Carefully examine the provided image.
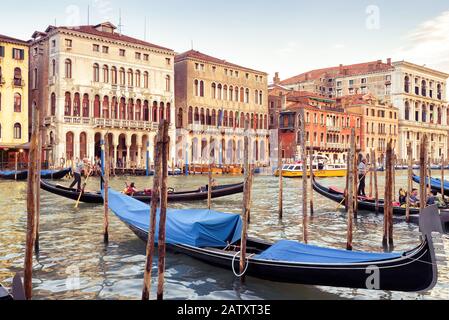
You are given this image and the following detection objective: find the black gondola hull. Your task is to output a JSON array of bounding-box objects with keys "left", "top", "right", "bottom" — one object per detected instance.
[
  {"left": 127, "top": 223, "right": 436, "bottom": 292},
  {"left": 0, "top": 168, "right": 71, "bottom": 181},
  {"left": 40, "top": 180, "right": 244, "bottom": 204}
]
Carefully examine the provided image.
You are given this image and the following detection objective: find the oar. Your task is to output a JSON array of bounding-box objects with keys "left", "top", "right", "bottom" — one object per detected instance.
[
  {"left": 336, "top": 170, "right": 369, "bottom": 210},
  {"left": 74, "top": 167, "right": 94, "bottom": 209}
]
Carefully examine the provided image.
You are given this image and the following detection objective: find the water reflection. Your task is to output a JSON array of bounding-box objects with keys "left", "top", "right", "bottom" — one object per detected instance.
[{"left": 0, "top": 172, "right": 448, "bottom": 300}]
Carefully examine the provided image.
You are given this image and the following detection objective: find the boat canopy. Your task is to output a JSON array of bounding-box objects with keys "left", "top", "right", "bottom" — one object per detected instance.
[
  {"left": 106, "top": 189, "right": 243, "bottom": 248},
  {"left": 256, "top": 240, "right": 402, "bottom": 264}
]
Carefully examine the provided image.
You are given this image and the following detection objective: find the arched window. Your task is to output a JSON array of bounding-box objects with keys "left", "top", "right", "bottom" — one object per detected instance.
[
  {"left": 229, "top": 111, "right": 234, "bottom": 128},
  {"left": 13, "top": 68, "right": 22, "bottom": 86},
  {"left": 217, "top": 84, "right": 222, "bottom": 100},
  {"left": 143, "top": 101, "right": 149, "bottom": 121},
  {"left": 144, "top": 72, "right": 149, "bottom": 88},
  {"left": 255, "top": 90, "right": 259, "bottom": 104},
  {"left": 103, "top": 65, "right": 109, "bottom": 83},
  {"left": 73, "top": 93, "right": 80, "bottom": 117},
  {"left": 194, "top": 107, "right": 199, "bottom": 123},
  {"left": 120, "top": 98, "right": 126, "bottom": 119},
  {"left": 94, "top": 95, "right": 101, "bottom": 118},
  {"left": 93, "top": 63, "right": 100, "bottom": 82},
  {"left": 153, "top": 102, "right": 158, "bottom": 123},
  {"left": 51, "top": 93, "right": 56, "bottom": 116},
  {"left": 421, "top": 80, "right": 427, "bottom": 97},
  {"left": 245, "top": 89, "right": 250, "bottom": 103},
  {"left": 135, "top": 70, "right": 141, "bottom": 87},
  {"left": 52, "top": 59, "right": 56, "bottom": 76},
  {"left": 159, "top": 102, "right": 165, "bottom": 121},
  {"left": 82, "top": 94, "right": 89, "bottom": 118},
  {"left": 229, "top": 86, "right": 234, "bottom": 101},
  {"left": 165, "top": 75, "right": 171, "bottom": 91},
  {"left": 200, "top": 81, "right": 204, "bottom": 97},
  {"left": 80, "top": 132, "right": 87, "bottom": 159},
  {"left": 103, "top": 96, "right": 110, "bottom": 119},
  {"left": 128, "top": 99, "right": 134, "bottom": 120},
  {"left": 259, "top": 91, "right": 263, "bottom": 105},
  {"left": 119, "top": 68, "right": 126, "bottom": 86},
  {"left": 65, "top": 59, "right": 72, "bottom": 79},
  {"left": 264, "top": 115, "right": 268, "bottom": 129},
  {"left": 200, "top": 108, "right": 205, "bottom": 125},
  {"left": 212, "top": 109, "right": 217, "bottom": 126},
  {"left": 240, "top": 113, "right": 245, "bottom": 128},
  {"left": 13, "top": 123, "right": 21, "bottom": 139},
  {"left": 404, "top": 76, "right": 410, "bottom": 93},
  {"left": 235, "top": 87, "right": 240, "bottom": 102},
  {"left": 128, "top": 69, "right": 133, "bottom": 86},
  {"left": 223, "top": 111, "right": 228, "bottom": 127},
  {"left": 66, "top": 132, "right": 74, "bottom": 160},
  {"left": 0, "top": 124, "right": 2, "bottom": 139},
  {"left": 33, "top": 68, "right": 38, "bottom": 89},
  {"left": 206, "top": 109, "right": 211, "bottom": 126},
  {"left": 135, "top": 100, "right": 142, "bottom": 121},
  {"left": 211, "top": 83, "right": 217, "bottom": 99},
  {"left": 111, "top": 67, "right": 117, "bottom": 85},
  {"left": 188, "top": 107, "right": 193, "bottom": 125},
  {"left": 166, "top": 103, "right": 171, "bottom": 124},
  {"left": 177, "top": 108, "right": 183, "bottom": 128},
  {"left": 422, "top": 104, "right": 427, "bottom": 122},
  {"left": 240, "top": 87, "right": 245, "bottom": 102},
  {"left": 437, "top": 84, "right": 442, "bottom": 100},
  {"left": 223, "top": 85, "right": 228, "bottom": 101},
  {"left": 194, "top": 80, "right": 199, "bottom": 96},
  {"left": 14, "top": 93, "right": 21, "bottom": 112},
  {"left": 64, "top": 92, "right": 71, "bottom": 116}
]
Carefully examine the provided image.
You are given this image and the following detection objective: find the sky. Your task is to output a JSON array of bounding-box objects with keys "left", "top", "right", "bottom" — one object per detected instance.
[{"left": 3, "top": 0, "right": 449, "bottom": 81}]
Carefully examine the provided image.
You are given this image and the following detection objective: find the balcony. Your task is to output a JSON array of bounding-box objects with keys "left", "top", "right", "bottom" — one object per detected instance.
[
  {"left": 44, "top": 116, "right": 56, "bottom": 126},
  {"left": 12, "top": 79, "right": 25, "bottom": 88},
  {"left": 327, "top": 126, "right": 341, "bottom": 132}
]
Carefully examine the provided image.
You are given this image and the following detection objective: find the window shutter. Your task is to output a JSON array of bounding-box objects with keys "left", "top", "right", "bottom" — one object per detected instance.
[
  {"left": 0, "top": 46, "right": 4, "bottom": 57},
  {"left": 20, "top": 49, "right": 24, "bottom": 60}
]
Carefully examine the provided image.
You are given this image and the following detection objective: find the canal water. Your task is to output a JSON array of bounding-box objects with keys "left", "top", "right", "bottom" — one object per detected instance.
[{"left": 0, "top": 172, "right": 448, "bottom": 300}]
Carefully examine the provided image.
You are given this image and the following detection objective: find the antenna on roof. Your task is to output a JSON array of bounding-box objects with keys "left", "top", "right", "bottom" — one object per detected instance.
[
  {"left": 54, "top": 18, "right": 57, "bottom": 26},
  {"left": 118, "top": 9, "right": 124, "bottom": 35},
  {"left": 191, "top": 40, "right": 194, "bottom": 50},
  {"left": 144, "top": 17, "right": 147, "bottom": 41},
  {"left": 87, "top": 5, "right": 90, "bottom": 25}
]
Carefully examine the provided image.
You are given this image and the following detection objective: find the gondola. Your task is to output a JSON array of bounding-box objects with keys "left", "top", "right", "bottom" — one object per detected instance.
[
  {"left": 40, "top": 179, "right": 244, "bottom": 204},
  {"left": 0, "top": 283, "right": 13, "bottom": 300},
  {"left": 412, "top": 174, "right": 449, "bottom": 197},
  {"left": 0, "top": 168, "right": 71, "bottom": 181},
  {"left": 105, "top": 188, "right": 442, "bottom": 292}
]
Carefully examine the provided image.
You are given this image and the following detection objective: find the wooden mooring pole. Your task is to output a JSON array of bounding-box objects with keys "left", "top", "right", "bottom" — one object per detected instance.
[
  {"left": 372, "top": 150, "right": 379, "bottom": 214},
  {"left": 383, "top": 141, "right": 393, "bottom": 248},
  {"left": 369, "top": 154, "right": 373, "bottom": 198},
  {"left": 208, "top": 162, "right": 212, "bottom": 210},
  {"left": 441, "top": 156, "right": 445, "bottom": 203},
  {"left": 35, "top": 118, "right": 42, "bottom": 253},
  {"left": 157, "top": 121, "right": 170, "bottom": 301},
  {"left": 103, "top": 136, "right": 110, "bottom": 244},
  {"left": 24, "top": 106, "right": 40, "bottom": 300},
  {"left": 309, "top": 141, "right": 314, "bottom": 216},
  {"left": 240, "top": 121, "right": 252, "bottom": 282},
  {"left": 300, "top": 109, "right": 308, "bottom": 244},
  {"left": 420, "top": 136, "right": 428, "bottom": 211},
  {"left": 278, "top": 140, "right": 283, "bottom": 220},
  {"left": 142, "top": 122, "right": 164, "bottom": 301},
  {"left": 346, "top": 129, "right": 355, "bottom": 251},
  {"left": 353, "top": 151, "right": 358, "bottom": 218},
  {"left": 406, "top": 144, "right": 412, "bottom": 223}
]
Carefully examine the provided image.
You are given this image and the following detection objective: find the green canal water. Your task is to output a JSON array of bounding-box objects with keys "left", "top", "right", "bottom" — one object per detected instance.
[{"left": 0, "top": 172, "right": 448, "bottom": 300}]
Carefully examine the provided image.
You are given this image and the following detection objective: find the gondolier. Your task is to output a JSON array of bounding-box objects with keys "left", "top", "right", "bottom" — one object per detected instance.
[
  {"left": 69, "top": 158, "right": 85, "bottom": 191},
  {"left": 358, "top": 158, "right": 367, "bottom": 197}
]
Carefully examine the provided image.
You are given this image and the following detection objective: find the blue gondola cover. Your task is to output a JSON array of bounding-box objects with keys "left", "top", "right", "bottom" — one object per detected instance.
[
  {"left": 105, "top": 188, "right": 242, "bottom": 248},
  {"left": 256, "top": 240, "right": 402, "bottom": 264}
]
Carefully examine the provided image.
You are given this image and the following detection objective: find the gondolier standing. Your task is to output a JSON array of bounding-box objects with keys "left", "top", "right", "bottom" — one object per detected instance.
[
  {"left": 70, "top": 158, "right": 85, "bottom": 191},
  {"left": 358, "top": 158, "right": 367, "bottom": 197}
]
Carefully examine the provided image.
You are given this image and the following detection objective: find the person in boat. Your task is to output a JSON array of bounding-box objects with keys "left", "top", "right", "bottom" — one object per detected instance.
[
  {"left": 410, "top": 189, "right": 420, "bottom": 207},
  {"left": 69, "top": 158, "right": 84, "bottom": 191},
  {"left": 357, "top": 158, "right": 367, "bottom": 197},
  {"left": 399, "top": 189, "right": 407, "bottom": 206},
  {"left": 124, "top": 182, "right": 138, "bottom": 196}
]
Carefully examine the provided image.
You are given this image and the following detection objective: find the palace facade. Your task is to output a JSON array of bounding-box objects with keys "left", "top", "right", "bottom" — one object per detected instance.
[
  {"left": 0, "top": 34, "right": 29, "bottom": 168},
  {"left": 174, "top": 50, "right": 269, "bottom": 166},
  {"left": 29, "top": 22, "right": 176, "bottom": 168}
]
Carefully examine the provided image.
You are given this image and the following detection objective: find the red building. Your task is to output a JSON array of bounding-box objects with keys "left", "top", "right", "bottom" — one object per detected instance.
[{"left": 269, "top": 87, "right": 362, "bottom": 162}]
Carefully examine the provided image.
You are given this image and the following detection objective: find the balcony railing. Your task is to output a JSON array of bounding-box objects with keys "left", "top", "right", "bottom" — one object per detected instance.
[{"left": 13, "top": 79, "right": 25, "bottom": 88}]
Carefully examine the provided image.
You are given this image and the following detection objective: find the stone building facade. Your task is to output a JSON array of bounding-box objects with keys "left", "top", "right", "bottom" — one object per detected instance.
[
  {"left": 0, "top": 34, "right": 29, "bottom": 168},
  {"left": 174, "top": 50, "right": 269, "bottom": 166},
  {"left": 29, "top": 22, "right": 176, "bottom": 168}
]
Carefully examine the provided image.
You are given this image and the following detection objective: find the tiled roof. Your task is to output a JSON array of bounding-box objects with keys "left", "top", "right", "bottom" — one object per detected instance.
[
  {"left": 175, "top": 50, "right": 267, "bottom": 75},
  {"left": 0, "top": 34, "right": 29, "bottom": 46},
  {"left": 269, "top": 87, "right": 332, "bottom": 100},
  {"left": 280, "top": 60, "right": 394, "bottom": 85},
  {"left": 39, "top": 23, "right": 173, "bottom": 52}
]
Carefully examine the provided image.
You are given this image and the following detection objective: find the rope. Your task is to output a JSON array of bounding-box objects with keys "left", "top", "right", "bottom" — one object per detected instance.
[{"left": 231, "top": 251, "right": 250, "bottom": 278}]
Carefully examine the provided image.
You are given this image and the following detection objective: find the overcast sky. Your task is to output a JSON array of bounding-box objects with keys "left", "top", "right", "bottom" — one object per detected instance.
[{"left": 3, "top": 0, "right": 449, "bottom": 81}]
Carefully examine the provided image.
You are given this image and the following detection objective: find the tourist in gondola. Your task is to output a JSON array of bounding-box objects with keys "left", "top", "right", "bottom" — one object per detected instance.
[
  {"left": 399, "top": 188, "right": 407, "bottom": 206},
  {"left": 124, "top": 182, "right": 138, "bottom": 196},
  {"left": 69, "top": 158, "right": 84, "bottom": 191},
  {"left": 357, "top": 158, "right": 367, "bottom": 197},
  {"left": 410, "top": 189, "right": 420, "bottom": 207}
]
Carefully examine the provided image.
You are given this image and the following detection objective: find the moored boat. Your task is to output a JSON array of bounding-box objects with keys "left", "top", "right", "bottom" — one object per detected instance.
[
  {"left": 0, "top": 168, "right": 71, "bottom": 181},
  {"left": 105, "top": 188, "right": 443, "bottom": 292},
  {"left": 40, "top": 179, "right": 244, "bottom": 204},
  {"left": 412, "top": 174, "right": 449, "bottom": 197}
]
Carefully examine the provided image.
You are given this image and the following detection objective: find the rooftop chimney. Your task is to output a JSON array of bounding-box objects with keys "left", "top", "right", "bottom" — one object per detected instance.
[
  {"left": 387, "top": 58, "right": 392, "bottom": 65},
  {"left": 273, "top": 72, "right": 280, "bottom": 85}
]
